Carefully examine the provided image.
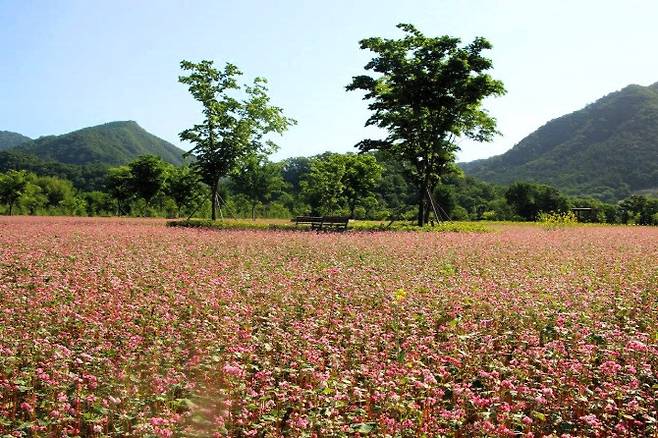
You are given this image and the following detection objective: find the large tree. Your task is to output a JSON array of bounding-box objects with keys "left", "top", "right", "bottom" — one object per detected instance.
[
  {"left": 178, "top": 60, "right": 295, "bottom": 220},
  {"left": 347, "top": 23, "right": 505, "bottom": 226}
]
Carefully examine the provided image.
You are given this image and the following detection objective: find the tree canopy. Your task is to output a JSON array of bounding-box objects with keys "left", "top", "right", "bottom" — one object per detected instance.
[
  {"left": 299, "top": 153, "right": 383, "bottom": 217},
  {"left": 347, "top": 23, "right": 505, "bottom": 225}
]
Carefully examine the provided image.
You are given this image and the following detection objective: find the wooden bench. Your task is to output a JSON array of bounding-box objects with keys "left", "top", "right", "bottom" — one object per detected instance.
[{"left": 292, "top": 215, "right": 349, "bottom": 232}]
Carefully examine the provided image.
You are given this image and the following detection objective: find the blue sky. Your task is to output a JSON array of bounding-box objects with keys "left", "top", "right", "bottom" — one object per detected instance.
[{"left": 2, "top": 0, "right": 658, "bottom": 162}]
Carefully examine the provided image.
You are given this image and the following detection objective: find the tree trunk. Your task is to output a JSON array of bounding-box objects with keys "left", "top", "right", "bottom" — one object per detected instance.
[
  {"left": 208, "top": 116, "right": 217, "bottom": 221},
  {"left": 211, "top": 182, "right": 218, "bottom": 221},
  {"left": 417, "top": 186, "right": 425, "bottom": 227}
]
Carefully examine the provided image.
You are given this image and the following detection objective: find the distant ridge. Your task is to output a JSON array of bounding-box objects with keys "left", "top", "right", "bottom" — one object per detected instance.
[
  {"left": 8, "top": 121, "right": 185, "bottom": 166},
  {"left": 0, "top": 131, "right": 31, "bottom": 151},
  {"left": 461, "top": 83, "right": 658, "bottom": 201}
]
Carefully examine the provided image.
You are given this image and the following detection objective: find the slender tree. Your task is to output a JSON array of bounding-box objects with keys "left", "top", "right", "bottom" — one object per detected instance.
[
  {"left": 179, "top": 60, "right": 295, "bottom": 220},
  {"left": 347, "top": 23, "right": 505, "bottom": 226}
]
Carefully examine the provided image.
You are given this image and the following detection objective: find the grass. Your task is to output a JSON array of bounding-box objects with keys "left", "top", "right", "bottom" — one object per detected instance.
[{"left": 167, "top": 218, "right": 492, "bottom": 233}]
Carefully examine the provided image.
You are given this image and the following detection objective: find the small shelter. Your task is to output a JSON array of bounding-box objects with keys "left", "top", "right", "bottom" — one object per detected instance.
[{"left": 571, "top": 207, "right": 598, "bottom": 222}]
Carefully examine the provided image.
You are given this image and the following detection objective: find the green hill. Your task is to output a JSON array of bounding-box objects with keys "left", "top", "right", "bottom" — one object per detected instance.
[
  {"left": 0, "top": 150, "right": 109, "bottom": 191},
  {"left": 9, "top": 121, "right": 185, "bottom": 166},
  {"left": 461, "top": 83, "right": 658, "bottom": 201},
  {"left": 0, "top": 131, "right": 31, "bottom": 150}
]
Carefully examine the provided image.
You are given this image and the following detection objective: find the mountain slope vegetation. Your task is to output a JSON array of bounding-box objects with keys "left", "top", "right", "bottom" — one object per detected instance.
[
  {"left": 8, "top": 121, "right": 185, "bottom": 166},
  {"left": 461, "top": 82, "right": 658, "bottom": 200},
  {"left": 0, "top": 131, "right": 31, "bottom": 150}
]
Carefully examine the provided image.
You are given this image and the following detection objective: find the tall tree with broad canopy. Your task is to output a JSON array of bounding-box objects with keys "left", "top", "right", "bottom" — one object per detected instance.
[
  {"left": 347, "top": 23, "right": 505, "bottom": 226},
  {"left": 178, "top": 60, "right": 295, "bottom": 220}
]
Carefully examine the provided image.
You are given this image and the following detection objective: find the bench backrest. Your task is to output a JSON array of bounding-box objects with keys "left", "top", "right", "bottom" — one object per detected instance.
[{"left": 294, "top": 216, "right": 324, "bottom": 223}]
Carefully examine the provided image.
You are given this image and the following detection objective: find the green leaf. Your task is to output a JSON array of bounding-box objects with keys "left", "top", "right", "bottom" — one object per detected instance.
[
  {"left": 353, "top": 423, "right": 375, "bottom": 434},
  {"left": 532, "top": 411, "right": 546, "bottom": 421}
]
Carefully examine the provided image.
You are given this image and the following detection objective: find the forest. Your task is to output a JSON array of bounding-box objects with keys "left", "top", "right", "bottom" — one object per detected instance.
[{"left": 1, "top": 152, "right": 657, "bottom": 225}]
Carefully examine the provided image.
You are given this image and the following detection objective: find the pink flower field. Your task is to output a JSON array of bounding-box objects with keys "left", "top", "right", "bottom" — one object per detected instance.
[{"left": 1, "top": 217, "right": 657, "bottom": 437}]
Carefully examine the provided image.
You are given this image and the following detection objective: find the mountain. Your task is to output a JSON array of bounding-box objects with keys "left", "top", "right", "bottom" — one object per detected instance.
[
  {"left": 0, "top": 131, "right": 31, "bottom": 150},
  {"left": 8, "top": 121, "right": 186, "bottom": 166},
  {"left": 461, "top": 83, "right": 658, "bottom": 201}
]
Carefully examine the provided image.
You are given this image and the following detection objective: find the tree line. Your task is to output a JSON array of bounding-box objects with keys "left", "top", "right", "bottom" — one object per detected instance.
[{"left": 1, "top": 154, "right": 657, "bottom": 225}]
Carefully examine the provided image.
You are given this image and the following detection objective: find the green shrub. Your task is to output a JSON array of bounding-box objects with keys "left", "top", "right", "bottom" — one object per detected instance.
[{"left": 537, "top": 211, "right": 579, "bottom": 229}]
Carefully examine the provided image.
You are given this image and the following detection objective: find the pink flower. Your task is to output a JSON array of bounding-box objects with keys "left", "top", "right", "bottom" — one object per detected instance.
[
  {"left": 150, "top": 417, "right": 167, "bottom": 426},
  {"left": 293, "top": 416, "right": 309, "bottom": 429},
  {"left": 627, "top": 340, "right": 647, "bottom": 352},
  {"left": 599, "top": 360, "right": 621, "bottom": 376},
  {"left": 580, "top": 414, "right": 601, "bottom": 428},
  {"left": 156, "top": 429, "right": 173, "bottom": 438},
  {"left": 222, "top": 363, "right": 243, "bottom": 377}
]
